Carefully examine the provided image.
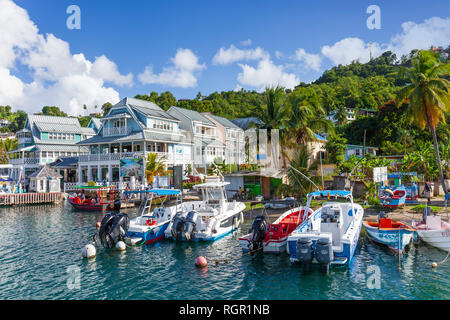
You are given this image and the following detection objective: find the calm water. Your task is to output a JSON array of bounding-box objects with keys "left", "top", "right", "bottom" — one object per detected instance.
[{"left": 0, "top": 202, "right": 449, "bottom": 300}]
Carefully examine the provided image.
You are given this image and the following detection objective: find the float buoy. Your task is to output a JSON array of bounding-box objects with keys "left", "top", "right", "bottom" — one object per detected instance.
[
  {"left": 82, "top": 244, "right": 96, "bottom": 258},
  {"left": 96, "top": 222, "right": 101, "bottom": 231},
  {"left": 195, "top": 256, "right": 208, "bottom": 268},
  {"left": 432, "top": 262, "right": 438, "bottom": 268},
  {"left": 116, "top": 241, "right": 126, "bottom": 251}
]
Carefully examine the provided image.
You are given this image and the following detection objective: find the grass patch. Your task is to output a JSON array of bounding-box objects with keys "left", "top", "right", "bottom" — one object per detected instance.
[
  {"left": 409, "top": 204, "right": 442, "bottom": 212},
  {"left": 244, "top": 202, "right": 265, "bottom": 211}
]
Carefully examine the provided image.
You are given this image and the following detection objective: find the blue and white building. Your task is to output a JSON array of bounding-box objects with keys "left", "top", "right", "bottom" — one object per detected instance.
[{"left": 76, "top": 97, "right": 193, "bottom": 184}]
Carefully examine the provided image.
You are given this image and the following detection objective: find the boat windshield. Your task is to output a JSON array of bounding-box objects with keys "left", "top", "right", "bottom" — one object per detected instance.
[{"left": 203, "top": 187, "right": 225, "bottom": 207}]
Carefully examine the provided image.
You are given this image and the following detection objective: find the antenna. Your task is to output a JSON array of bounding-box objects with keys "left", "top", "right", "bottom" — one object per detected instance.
[{"left": 288, "top": 165, "right": 320, "bottom": 192}]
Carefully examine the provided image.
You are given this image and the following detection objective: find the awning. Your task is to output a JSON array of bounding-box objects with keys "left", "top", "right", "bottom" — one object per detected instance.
[{"left": 7, "top": 145, "right": 36, "bottom": 153}]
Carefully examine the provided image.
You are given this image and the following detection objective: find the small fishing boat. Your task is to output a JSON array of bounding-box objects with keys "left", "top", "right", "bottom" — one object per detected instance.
[
  {"left": 287, "top": 190, "right": 364, "bottom": 272},
  {"left": 125, "top": 189, "right": 182, "bottom": 245},
  {"left": 238, "top": 206, "right": 314, "bottom": 253},
  {"left": 412, "top": 214, "right": 450, "bottom": 252},
  {"left": 263, "top": 197, "right": 297, "bottom": 209},
  {"left": 363, "top": 217, "right": 415, "bottom": 253},
  {"left": 68, "top": 185, "right": 119, "bottom": 211},
  {"left": 378, "top": 172, "right": 419, "bottom": 204},
  {"left": 165, "top": 177, "right": 246, "bottom": 242},
  {"left": 379, "top": 187, "right": 406, "bottom": 208}
]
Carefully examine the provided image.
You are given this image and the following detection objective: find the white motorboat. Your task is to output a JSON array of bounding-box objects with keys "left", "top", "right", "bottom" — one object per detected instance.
[
  {"left": 412, "top": 214, "right": 450, "bottom": 252},
  {"left": 125, "top": 189, "right": 183, "bottom": 245},
  {"left": 287, "top": 190, "right": 364, "bottom": 272},
  {"left": 165, "top": 178, "right": 245, "bottom": 241}
]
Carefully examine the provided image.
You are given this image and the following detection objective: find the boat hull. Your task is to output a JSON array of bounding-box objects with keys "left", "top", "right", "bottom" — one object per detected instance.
[
  {"left": 68, "top": 198, "right": 113, "bottom": 211},
  {"left": 417, "top": 229, "right": 450, "bottom": 252},
  {"left": 239, "top": 234, "right": 288, "bottom": 253},
  {"left": 363, "top": 221, "right": 414, "bottom": 252},
  {"left": 126, "top": 221, "right": 170, "bottom": 245}
]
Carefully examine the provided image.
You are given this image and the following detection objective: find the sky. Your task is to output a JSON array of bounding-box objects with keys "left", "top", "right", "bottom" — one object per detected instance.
[{"left": 0, "top": 0, "right": 449, "bottom": 115}]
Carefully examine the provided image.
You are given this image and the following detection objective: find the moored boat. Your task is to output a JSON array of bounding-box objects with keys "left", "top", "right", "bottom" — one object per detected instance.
[
  {"left": 412, "top": 215, "right": 450, "bottom": 252},
  {"left": 238, "top": 206, "right": 314, "bottom": 253},
  {"left": 68, "top": 185, "right": 119, "bottom": 212},
  {"left": 363, "top": 218, "right": 415, "bottom": 253},
  {"left": 379, "top": 187, "right": 406, "bottom": 208},
  {"left": 125, "top": 189, "right": 182, "bottom": 245},
  {"left": 287, "top": 190, "right": 364, "bottom": 273},
  {"left": 165, "top": 177, "right": 246, "bottom": 242}
]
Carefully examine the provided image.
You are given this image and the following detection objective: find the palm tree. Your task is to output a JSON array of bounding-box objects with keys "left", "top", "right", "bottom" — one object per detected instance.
[
  {"left": 145, "top": 153, "right": 167, "bottom": 186},
  {"left": 397, "top": 50, "right": 450, "bottom": 192},
  {"left": 283, "top": 91, "right": 334, "bottom": 145},
  {"left": 335, "top": 106, "right": 348, "bottom": 127}
]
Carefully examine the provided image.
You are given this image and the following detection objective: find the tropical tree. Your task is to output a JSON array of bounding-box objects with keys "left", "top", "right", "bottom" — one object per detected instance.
[
  {"left": 335, "top": 106, "right": 348, "bottom": 127},
  {"left": 397, "top": 50, "right": 450, "bottom": 192},
  {"left": 145, "top": 153, "right": 167, "bottom": 185},
  {"left": 258, "top": 86, "right": 287, "bottom": 132}
]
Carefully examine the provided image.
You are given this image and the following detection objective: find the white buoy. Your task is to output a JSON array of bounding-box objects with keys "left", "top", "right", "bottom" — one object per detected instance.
[
  {"left": 82, "top": 244, "right": 96, "bottom": 258},
  {"left": 116, "top": 241, "right": 126, "bottom": 251}
]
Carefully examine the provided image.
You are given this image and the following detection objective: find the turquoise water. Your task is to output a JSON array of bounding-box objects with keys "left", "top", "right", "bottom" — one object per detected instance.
[{"left": 0, "top": 202, "right": 449, "bottom": 300}]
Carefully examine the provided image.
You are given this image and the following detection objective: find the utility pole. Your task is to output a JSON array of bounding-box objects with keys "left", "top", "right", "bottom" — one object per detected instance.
[{"left": 363, "top": 129, "right": 366, "bottom": 157}]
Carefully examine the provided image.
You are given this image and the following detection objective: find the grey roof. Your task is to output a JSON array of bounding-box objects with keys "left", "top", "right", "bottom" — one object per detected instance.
[
  {"left": 130, "top": 105, "right": 179, "bottom": 121},
  {"left": 203, "top": 114, "right": 242, "bottom": 130},
  {"left": 35, "top": 122, "right": 81, "bottom": 134},
  {"left": 230, "top": 117, "right": 263, "bottom": 130},
  {"left": 169, "top": 106, "right": 215, "bottom": 126},
  {"left": 80, "top": 127, "right": 96, "bottom": 135},
  {"left": 29, "top": 165, "right": 62, "bottom": 179},
  {"left": 36, "top": 144, "right": 88, "bottom": 153},
  {"left": 77, "top": 130, "right": 187, "bottom": 145},
  {"left": 49, "top": 156, "right": 79, "bottom": 168}
]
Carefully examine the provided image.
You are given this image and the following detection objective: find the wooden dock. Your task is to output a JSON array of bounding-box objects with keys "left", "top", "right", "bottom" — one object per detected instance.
[{"left": 0, "top": 192, "right": 63, "bottom": 206}]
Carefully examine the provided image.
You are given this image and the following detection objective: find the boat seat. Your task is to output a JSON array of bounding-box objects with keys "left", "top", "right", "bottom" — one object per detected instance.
[{"left": 379, "top": 218, "right": 392, "bottom": 228}]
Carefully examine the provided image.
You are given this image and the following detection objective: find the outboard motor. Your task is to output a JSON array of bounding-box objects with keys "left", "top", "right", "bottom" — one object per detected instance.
[
  {"left": 98, "top": 212, "right": 130, "bottom": 249},
  {"left": 296, "top": 238, "right": 314, "bottom": 272},
  {"left": 315, "top": 238, "right": 333, "bottom": 274},
  {"left": 184, "top": 211, "right": 198, "bottom": 241},
  {"left": 171, "top": 212, "right": 187, "bottom": 241},
  {"left": 113, "top": 199, "right": 121, "bottom": 211},
  {"left": 248, "top": 215, "right": 268, "bottom": 254}
]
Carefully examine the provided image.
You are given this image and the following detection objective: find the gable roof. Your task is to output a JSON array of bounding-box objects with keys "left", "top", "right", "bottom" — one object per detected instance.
[
  {"left": 29, "top": 165, "right": 62, "bottom": 179},
  {"left": 26, "top": 114, "right": 84, "bottom": 136},
  {"left": 230, "top": 117, "right": 263, "bottom": 130},
  {"left": 169, "top": 106, "right": 215, "bottom": 126},
  {"left": 203, "top": 113, "right": 241, "bottom": 130}
]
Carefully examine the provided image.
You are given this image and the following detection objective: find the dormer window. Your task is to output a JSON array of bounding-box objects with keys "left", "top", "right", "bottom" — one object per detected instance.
[{"left": 153, "top": 120, "right": 173, "bottom": 131}]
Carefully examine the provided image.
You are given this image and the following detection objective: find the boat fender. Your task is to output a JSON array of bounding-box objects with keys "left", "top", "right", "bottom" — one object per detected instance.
[
  {"left": 239, "top": 212, "right": 244, "bottom": 224},
  {"left": 82, "top": 243, "right": 96, "bottom": 258},
  {"left": 116, "top": 241, "right": 126, "bottom": 251},
  {"left": 233, "top": 216, "right": 239, "bottom": 229}
]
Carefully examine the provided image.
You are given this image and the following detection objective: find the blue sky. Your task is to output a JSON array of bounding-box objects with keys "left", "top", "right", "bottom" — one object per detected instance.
[{"left": 2, "top": 0, "right": 450, "bottom": 114}]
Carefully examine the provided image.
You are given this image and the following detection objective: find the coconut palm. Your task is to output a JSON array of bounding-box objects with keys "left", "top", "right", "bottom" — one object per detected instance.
[
  {"left": 335, "top": 106, "right": 348, "bottom": 127},
  {"left": 145, "top": 153, "right": 167, "bottom": 185},
  {"left": 397, "top": 50, "right": 450, "bottom": 192},
  {"left": 258, "top": 86, "right": 287, "bottom": 132},
  {"left": 283, "top": 89, "right": 334, "bottom": 145}
]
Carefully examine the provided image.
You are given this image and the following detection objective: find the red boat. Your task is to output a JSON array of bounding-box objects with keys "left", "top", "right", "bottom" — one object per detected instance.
[
  {"left": 239, "top": 206, "right": 313, "bottom": 253},
  {"left": 68, "top": 186, "right": 117, "bottom": 212}
]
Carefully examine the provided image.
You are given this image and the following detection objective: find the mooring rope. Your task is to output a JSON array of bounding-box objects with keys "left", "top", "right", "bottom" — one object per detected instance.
[{"left": 432, "top": 251, "right": 450, "bottom": 268}]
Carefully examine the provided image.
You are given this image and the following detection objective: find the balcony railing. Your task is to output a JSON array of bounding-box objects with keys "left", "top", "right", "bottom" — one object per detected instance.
[
  {"left": 79, "top": 151, "right": 169, "bottom": 163},
  {"left": 102, "top": 126, "right": 131, "bottom": 137},
  {"left": 9, "top": 158, "right": 38, "bottom": 165}
]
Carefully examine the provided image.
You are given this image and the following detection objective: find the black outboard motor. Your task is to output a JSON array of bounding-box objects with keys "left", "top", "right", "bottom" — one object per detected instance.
[
  {"left": 184, "top": 211, "right": 198, "bottom": 241},
  {"left": 171, "top": 212, "right": 186, "bottom": 241},
  {"left": 113, "top": 199, "right": 121, "bottom": 211},
  {"left": 315, "top": 238, "right": 333, "bottom": 274},
  {"left": 296, "top": 238, "right": 314, "bottom": 272},
  {"left": 248, "top": 215, "right": 268, "bottom": 254},
  {"left": 98, "top": 212, "right": 130, "bottom": 249}
]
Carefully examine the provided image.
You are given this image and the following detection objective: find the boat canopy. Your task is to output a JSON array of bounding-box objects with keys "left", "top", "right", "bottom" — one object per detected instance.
[
  {"left": 193, "top": 181, "right": 230, "bottom": 189},
  {"left": 124, "top": 188, "right": 181, "bottom": 196},
  {"left": 308, "top": 190, "right": 352, "bottom": 198}
]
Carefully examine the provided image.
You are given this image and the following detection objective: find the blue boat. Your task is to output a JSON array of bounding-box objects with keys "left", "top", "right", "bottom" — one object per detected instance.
[
  {"left": 363, "top": 218, "right": 415, "bottom": 253},
  {"left": 125, "top": 189, "right": 182, "bottom": 245},
  {"left": 378, "top": 172, "right": 419, "bottom": 206},
  {"left": 379, "top": 187, "right": 407, "bottom": 208},
  {"left": 287, "top": 190, "right": 364, "bottom": 273}
]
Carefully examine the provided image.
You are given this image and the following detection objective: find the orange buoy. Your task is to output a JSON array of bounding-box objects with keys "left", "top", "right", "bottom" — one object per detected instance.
[
  {"left": 96, "top": 222, "right": 101, "bottom": 231},
  {"left": 195, "top": 256, "right": 208, "bottom": 268}
]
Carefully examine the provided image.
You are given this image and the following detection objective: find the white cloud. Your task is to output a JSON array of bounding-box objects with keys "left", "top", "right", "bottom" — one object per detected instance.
[
  {"left": 294, "top": 48, "right": 322, "bottom": 71},
  {"left": 321, "top": 17, "right": 450, "bottom": 66},
  {"left": 0, "top": 0, "right": 130, "bottom": 115},
  {"left": 321, "top": 38, "right": 383, "bottom": 65},
  {"left": 275, "top": 50, "right": 284, "bottom": 59},
  {"left": 212, "top": 45, "right": 269, "bottom": 65},
  {"left": 237, "top": 58, "right": 300, "bottom": 90},
  {"left": 387, "top": 17, "right": 450, "bottom": 56},
  {"left": 138, "top": 48, "right": 205, "bottom": 88},
  {"left": 240, "top": 39, "right": 252, "bottom": 46}
]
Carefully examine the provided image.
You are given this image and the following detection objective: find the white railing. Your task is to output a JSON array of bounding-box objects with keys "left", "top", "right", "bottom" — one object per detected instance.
[
  {"left": 103, "top": 126, "right": 130, "bottom": 137},
  {"left": 79, "top": 151, "right": 169, "bottom": 163},
  {"left": 18, "top": 138, "right": 32, "bottom": 144},
  {"left": 8, "top": 158, "right": 38, "bottom": 165}
]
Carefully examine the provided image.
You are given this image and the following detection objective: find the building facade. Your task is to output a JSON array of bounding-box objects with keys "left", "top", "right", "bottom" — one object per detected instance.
[
  {"left": 8, "top": 114, "right": 93, "bottom": 183},
  {"left": 76, "top": 97, "right": 192, "bottom": 184}
]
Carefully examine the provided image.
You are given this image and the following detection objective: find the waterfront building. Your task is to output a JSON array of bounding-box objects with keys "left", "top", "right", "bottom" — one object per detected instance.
[
  {"left": 202, "top": 113, "right": 245, "bottom": 166},
  {"left": 345, "top": 144, "right": 377, "bottom": 160},
  {"left": 28, "top": 165, "right": 62, "bottom": 193},
  {"left": 76, "top": 97, "right": 192, "bottom": 185},
  {"left": 167, "top": 106, "right": 224, "bottom": 173},
  {"left": 7, "top": 115, "right": 93, "bottom": 183}
]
